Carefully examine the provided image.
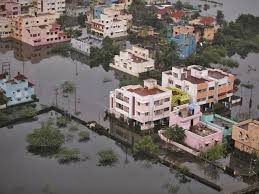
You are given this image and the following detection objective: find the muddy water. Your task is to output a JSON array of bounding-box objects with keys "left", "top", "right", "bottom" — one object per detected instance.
[{"left": 0, "top": 112, "right": 221, "bottom": 194}]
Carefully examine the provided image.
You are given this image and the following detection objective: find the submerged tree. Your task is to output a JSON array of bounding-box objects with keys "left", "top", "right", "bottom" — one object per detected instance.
[
  {"left": 56, "top": 147, "right": 80, "bottom": 164},
  {"left": 98, "top": 149, "right": 118, "bottom": 166},
  {"left": 133, "top": 136, "right": 159, "bottom": 156},
  {"left": 26, "top": 122, "right": 65, "bottom": 155}
]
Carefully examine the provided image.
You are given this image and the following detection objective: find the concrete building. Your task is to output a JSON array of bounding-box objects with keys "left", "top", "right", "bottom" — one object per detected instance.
[
  {"left": 110, "top": 44, "right": 155, "bottom": 77},
  {"left": 201, "top": 113, "right": 237, "bottom": 140},
  {"left": 0, "top": 72, "right": 35, "bottom": 106},
  {"left": 0, "top": 17, "right": 12, "bottom": 39},
  {"left": 162, "top": 65, "right": 235, "bottom": 106},
  {"left": 11, "top": 12, "right": 69, "bottom": 46},
  {"left": 169, "top": 103, "right": 202, "bottom": 129},
  {"left": 17, "top": 0, "right": 33, "bottom": 7},
  {"left": 0, "top": 0, "right": 21, "bottom": 17},
  {"left": 109, "top": 79, "right": 172, "bottom": 130},
  {"left": 160, "top": 102, "right": 223, "bottom": 151},
  {"left": 34, "top": 0, "right": 66, "bottom": 13},
  {"left": 89, "top": 8, "right": 132, "bottom": 38},
  {"left": 232, "top": 120, "right": 259, "bottom": 154},
  {"left": 167, "top": 25, "right": 196, "bottom": 59},
  {"left": 71, "top": 34, "right": 102, "bottom": 55}
]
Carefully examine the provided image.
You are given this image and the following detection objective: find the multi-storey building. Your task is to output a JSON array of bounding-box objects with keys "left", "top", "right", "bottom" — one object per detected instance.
[
  {"left": 0, "top": 72, "right": 35, "bottom": 106},
  {"left": 89, "top": 8, "right": 132, "bottom": 38},
  {"left": 110, "top": 44, "right": 155, "bottom": 77},
  {"left": 34, "top": 0, "right": 66, "bottom": 13},
  {"left": 17, "top": 0, "right": 33, "bottom": 7},
  {"left": 232, "top": 120, "right": 259, "bottom": 154},
  {"left": 0, "top": 17, "right": 12, "bottom": 39},
  {"left": 167, "top": 25, "right": 196, "bottom": 59},
  {"left": 11, "top": 12, "right": 69, "bottom": 46},
  {"left": 162, "top": 65, "right": 235, "bottom": 107},
  {"left": 0, "top": 0, "right": 21, "bottom": 17},
  {"left": 109, "top": 79, "right": 172, "bottom": 130}
]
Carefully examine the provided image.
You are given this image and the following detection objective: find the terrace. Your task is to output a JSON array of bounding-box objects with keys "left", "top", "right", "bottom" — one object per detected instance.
[
  {"left": 127, "top": 87, "right": 164, "bottom": 96},
  {"left": 167, "top": 87, "right": 190, "bottom": 107},
  {"left": 189, "top": 123, "right": 216, "bottom": 137}
]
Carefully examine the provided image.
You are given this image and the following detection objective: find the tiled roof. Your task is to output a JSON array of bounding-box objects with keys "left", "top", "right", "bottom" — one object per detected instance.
[
  {"left": 208, "top": 70, "right": 226, "bottom": 79},
  {"left": 199, "top": 17, "right": 216, "bottom": 25},
  {"left": 171, "top": 10, "right": 185, "bottom": 19},
  {"left": 158, "top": 7, "right": 172, "bottom": 15}
]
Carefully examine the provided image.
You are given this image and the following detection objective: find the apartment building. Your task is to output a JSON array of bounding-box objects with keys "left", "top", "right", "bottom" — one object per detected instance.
[
  {"left": 0, "top": 0, "right": 21, "bottom": 17},
  {"left": 34, "top": 0, "right": 66, "bottom": 13},
  {"left": 232, "top": 120, "right": 259, "bottom": 154},
  {"left": 110, "top": 44, "right": 155, "bottom": 77},
  {"left": 11, "top": 12, "right": 69, "bottom": 46},
  {"left": 90, "top": 8, "right": 132, "bottom": 38},
  {"left": 0, "top": 72, "right": 35, "bottom": 107},
  {"left": 0, "top": 17, "right": 12, "bottom": 39},
  {"left": 109, "top": 79, "right": 172, "bottom": 130},
  {"left": 17, "top": 0, "right": 33, "bottom": 7},
  {"left": 162, "top": 65, "right": 235, "bottom": 106}
]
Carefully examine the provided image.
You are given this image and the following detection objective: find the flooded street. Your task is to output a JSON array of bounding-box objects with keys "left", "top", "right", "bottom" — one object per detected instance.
[{"left": 0, "top": 112, "right": 221, "bottom": 194}]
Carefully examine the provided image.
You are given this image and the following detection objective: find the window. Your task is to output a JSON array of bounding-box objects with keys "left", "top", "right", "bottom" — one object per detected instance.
[
  {"left": 145, "top": 112, "right": 149, "bottom": 116},
  {"left": 164, "top": 98, "right": 170, "bottom": 102},
  {"left": 209, "top": 87, "right": 214, "bottom": 90},
  {"left": 164, "top": 107, "right": 169, "bottom": 112},
  {"left": 137, "top": 102, "right": 141, "bottom": 106}
]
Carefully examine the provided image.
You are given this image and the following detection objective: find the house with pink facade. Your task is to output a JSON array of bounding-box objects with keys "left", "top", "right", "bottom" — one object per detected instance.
[
  {"left": 109, "top": 79, "right": 172, "bottom": 130},
  {"left": 11, "top": 12, "right": 69, "bottom": 46},
  {"left": 160, "top": 102, "right": 223, "bottom": 151}
]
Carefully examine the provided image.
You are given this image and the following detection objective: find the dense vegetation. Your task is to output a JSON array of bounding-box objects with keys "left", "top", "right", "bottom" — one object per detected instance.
[
  {"left": 133, "top": 136, "right": 159, "bottom": 156},
  {"left": 213, "top": 14, "right": 259, "bottom": 58},
  {"left": 78, "top": 131, "right": 90, "bottom": 142},
  {"left": 89, "top": 37, "right": 119, "bottom": 68}
]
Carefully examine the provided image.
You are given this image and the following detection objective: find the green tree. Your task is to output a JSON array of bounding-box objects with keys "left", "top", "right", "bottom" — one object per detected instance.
[
  {"left": 216, "top": 10, "right": 225, "bottom": 26},
  {"left": 201, "top": 144, "right": 226, "bottom": 161},
  {"left": 78, "top": 131, "right": 90, "bottom": 142},
  {"left": 61, "top": 81, "right": 76, "bottom": 94},
  {"left": 175, "top": 0, "right": 183, "bottom": 10},
  {"left": 19, "top": 106, "right": 37, "bottom": 118},
  {"left": 27, "top": 122, "right": 65, "bottom": 151},
  {"left": 133, "top": 136, "right": 159, "bottom": 156},
  {"left": 56, "top": 147, "right": 80, "bottom": 163},
  {"left": 56, "top": 116, "right": 70, "bottom": 127},
  {"left": 164, "top": 125, "right": 186, "bottom": 143},
  {"left": 98, "top": 149, "right": 118, "bottom": 166},
  {"left": 77, "top": 13, "right": 86, "bottom": 27}
]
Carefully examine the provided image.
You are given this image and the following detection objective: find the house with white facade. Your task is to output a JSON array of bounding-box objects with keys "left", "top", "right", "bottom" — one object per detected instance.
[
  {"left": 34, "top": 0, "right": 66, "bottom": 13},
  {"left": 162, "top": 65, "right": 235, "bottom": 107},
  {"left": 110, "top": 44, "right": 155, "bottom": 77},
  {"left": 0, "top": 17, "right": 12, "bottom": 39},
  {"left": 109, "top": 79, "right": 172, "bottom": 130},
  {"left": 71, "top": 34, "right": 102, "bottom": 55},
  {"left": 89, "top": 8, "right": 132, "bottom": 38}
]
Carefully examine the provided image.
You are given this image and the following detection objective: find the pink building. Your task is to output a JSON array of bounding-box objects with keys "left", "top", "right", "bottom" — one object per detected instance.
[
  {"left": 169, "top": 103, "right": 202, "bottom": 129},
  {"left": 162, "top": 103, "right": 223, "bottom": 151},
  {"left": 109, "top": 79, "right": 172, "bottom": 130},
  {"left": 11, "top": 12, "right": 69, "bottom": 46},
  {"left": 0, "top": 0, "right": 21, "bottom": 18}
]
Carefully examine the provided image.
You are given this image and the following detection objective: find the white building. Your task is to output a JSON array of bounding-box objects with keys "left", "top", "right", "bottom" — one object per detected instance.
[
  {"left": 34, "top": 0, "right": 66, "bottom": 13},
  {"left": 0, "top": 17, "right": 12, "bottom": 39},
  {"left": 90, "top": 8, "right": 132, "bottom": 38},
  {"left": 109, "top": 79, "right": 172, "bottom": 130},
  {"left": 71, "top": 34, "right": 102, "bottom": 55},
  {"left": 110, "top": 44, "right": 155, "bottom": 77},
  {"left": 17, "top": 0, "right": 33, "bottom": 7},
  {"left": 162, "top": 65, "right": 235, "bottom": 106}
]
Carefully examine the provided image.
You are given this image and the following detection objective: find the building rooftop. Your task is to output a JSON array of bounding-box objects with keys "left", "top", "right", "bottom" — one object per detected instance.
[
  {"left": 199, "top": 16, "right": 216, "bottom": 25},
  {"left": 131, "top": 54, "right": 148, "bottom": 63},
  {"left": 239, "top": 120, "right": 259, "bottom": 131},
  {"left": 171, "top": 10, "right": 185, "bottom": 18},
  {"left": 185, "top": 70, "right": 207, "bottom": 84},
  {"left": 208, "top": 70, "right": 226, "bottom": 79},
  {"left": 189, "top": 123, "right": 217, "bottom": 137},
  {"left": 128, "top": 87, "right": 164, "bottom": 96}
]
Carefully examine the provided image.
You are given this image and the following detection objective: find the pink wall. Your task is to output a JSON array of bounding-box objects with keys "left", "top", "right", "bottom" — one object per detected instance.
[{"left": 184, "top": 130, "right": 223, "bottom": 151}]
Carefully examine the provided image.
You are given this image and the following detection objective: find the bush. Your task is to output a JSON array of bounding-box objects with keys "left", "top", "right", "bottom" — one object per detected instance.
[
  {"left": 133, "top": 136, "right": 159, "bottom": 156},
  {"left": 78, "top": 131, "right": 90, "bottom": 142},
  {"left": 167, "top": 184, "right": 179, "bottom": 194},
  {"left": 56, "top": 147, "right": 80, "bottom": 164},
  {"left": 56, "top": 116, "right": 70, "bottom": 128},
  {"left": 69, "top": 124, "right": 79, "bottom": 132},
  {"left": 19, "top": 106, "right": 37, "bottom": 118},
  {"left": 98, "top": 149, "right": 118, "bottom": 166},
  {"left": 201, "top": 144, "right": 226, "bottom": 161},
  {"left": 26, "top": 122, "right": 65, "bottom": 155}
]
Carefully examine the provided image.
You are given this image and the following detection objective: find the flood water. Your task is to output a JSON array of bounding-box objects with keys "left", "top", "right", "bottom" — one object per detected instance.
[
  {"left": 1, "top": 1, "right": 259, "bottom": 193},
  {"left": 0, "top": 112, "right": 221, "bottom": 194}
]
